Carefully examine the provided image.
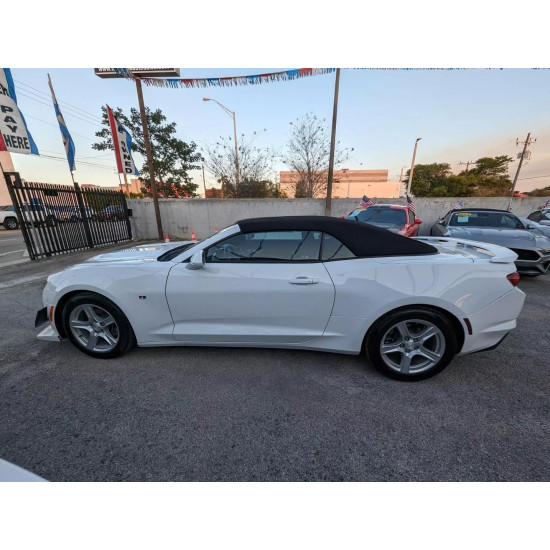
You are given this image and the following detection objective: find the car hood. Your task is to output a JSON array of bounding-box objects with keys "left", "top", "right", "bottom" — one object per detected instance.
[
  {"left": 84, "top": 241, "right": 194, "bottom": 263},
  {"left": 446, "top": 226, "right": 550, "bottom": 250}
]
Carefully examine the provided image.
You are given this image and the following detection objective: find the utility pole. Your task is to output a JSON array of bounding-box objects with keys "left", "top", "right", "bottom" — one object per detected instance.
[
  {"left": 325, "top": 68, "right": 341, "bottom": 216},
  {"left": 459, "top": 160, "right": 475, "bottom": 173},
  {"left": 398, "top": 166, "right": 406, "bottom": 196},
  {"left": 407, "top": 138, "right": 422, "bottom": 196},
  {"left": 508, "top": 132, "right": 536, "bottom": 210},
  {"left": 202, "top": 164, "right": 207, "bottom": 198},
  {"left": 135, "top": 78, "right": 163, "bottom": 240}
]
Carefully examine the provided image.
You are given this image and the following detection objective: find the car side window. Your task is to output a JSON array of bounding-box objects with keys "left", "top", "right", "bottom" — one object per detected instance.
[
  {"left": 321, "top": 233, "right": 356, "bottom": 261},
  {"left": 501, "top": 214, "right": 523, "bottom": 229},
  {"left": 408, "top": 210, "right": 415, "bottom": 224},
  {"left": 528, "top": 212, "right": 543, "bottom": 222},
  {"left": 205, "top": 231, "right": 322, "bottom": 262}
]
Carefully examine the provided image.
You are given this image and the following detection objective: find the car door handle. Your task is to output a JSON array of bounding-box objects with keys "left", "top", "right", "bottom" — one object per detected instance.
[{"left": 289, "top": 277, "right": 320, "bottom": 285}]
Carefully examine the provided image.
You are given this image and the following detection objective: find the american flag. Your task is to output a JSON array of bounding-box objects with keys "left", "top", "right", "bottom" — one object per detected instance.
[
  {"left": 359, "top": 195, "right": 374, "bottom": 208},
  {"left": 406, "top": 194, "right": 416, "bottom": 212},
  {"left": 454, "top": 200, "right": 464, "bottom": 210}
]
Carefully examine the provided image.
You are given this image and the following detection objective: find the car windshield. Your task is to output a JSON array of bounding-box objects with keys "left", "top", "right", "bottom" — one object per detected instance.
[
  {"left": 347, "top": 207, "right": 406, "bottom": 228},
  {"left": 449, "top": 211, "right": 523, "bottom": 229}
]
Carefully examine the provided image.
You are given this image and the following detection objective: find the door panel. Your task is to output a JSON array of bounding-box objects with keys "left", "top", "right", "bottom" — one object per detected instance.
[{"left": 166, "top": 262, "right": 335, "bottom": 344}]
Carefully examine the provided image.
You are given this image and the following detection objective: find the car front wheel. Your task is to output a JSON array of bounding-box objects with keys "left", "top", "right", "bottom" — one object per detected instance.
[
  {"left": 365, "top": 308, "right": 457, "bottom": 381},
  {"left": 61, "top": 292, "right": 135, "bottom": 358},
  {"left": 4, "top": 217, "right": 19, "bottom": 230}
]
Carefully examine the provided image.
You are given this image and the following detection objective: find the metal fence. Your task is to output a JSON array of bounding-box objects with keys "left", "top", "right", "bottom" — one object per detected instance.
[{"left": 4, "top": 172, "right": 132, "bottom": 260}]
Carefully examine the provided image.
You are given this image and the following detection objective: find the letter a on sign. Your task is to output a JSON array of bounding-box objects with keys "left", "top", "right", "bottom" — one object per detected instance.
[
  {"left": 0, "top": 69, "right": 39, "bottom": 155},
  {"left": 107, "top": 105, "right": 139, "bottom": 175}
]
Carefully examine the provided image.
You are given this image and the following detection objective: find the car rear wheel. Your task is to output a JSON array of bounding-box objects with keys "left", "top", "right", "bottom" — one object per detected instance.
[
  {"left": 61, "top": 292, "right": 135, "bottom": 358},
  {"left": 4, "top": 217, "right": 19, "bottom": 230},
  {"left": 365, "top": 308, "right": 457, "bottom": 381}
]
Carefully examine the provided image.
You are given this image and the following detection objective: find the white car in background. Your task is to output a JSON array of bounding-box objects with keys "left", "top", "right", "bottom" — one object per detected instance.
[
  {"left": 35, "top": 216, "right": 525, "bottom": 381},
  {"left": 0, "top": 205, "right": 19, "bottom": 230}
]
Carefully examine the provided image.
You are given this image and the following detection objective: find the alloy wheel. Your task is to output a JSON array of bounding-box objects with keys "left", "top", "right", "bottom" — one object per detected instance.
[
  {"left": 379, "top": 319, "right": 446, "bottom": 375},
  {"left": 68, "top": 303, "right": 120, "bottom": 353}
]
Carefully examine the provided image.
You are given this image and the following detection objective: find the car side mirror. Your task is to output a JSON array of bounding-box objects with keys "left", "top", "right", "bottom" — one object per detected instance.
[
  {"left": 414, "top": 218, "right": 422, "bottom": 224},
  {"left": 186, "top": 250, "right": 205, "bottom": 270},
  {"left": 438, "top": 218, "right": 445, "bottom": 225}
]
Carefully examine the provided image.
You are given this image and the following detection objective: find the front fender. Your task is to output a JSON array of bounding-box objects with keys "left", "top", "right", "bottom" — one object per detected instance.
[{"left": 45, "top": 261, "right": 176, "bottom": 344}]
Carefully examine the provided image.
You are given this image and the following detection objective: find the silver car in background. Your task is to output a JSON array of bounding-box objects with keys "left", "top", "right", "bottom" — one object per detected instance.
[{"left": 430, "top": 208, "right": 550, "bottom": 276}]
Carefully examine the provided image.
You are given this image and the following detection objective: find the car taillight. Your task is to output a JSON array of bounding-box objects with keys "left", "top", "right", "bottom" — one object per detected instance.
[{"left": 507, "top": 272, "right": 520, "bottom": 287}]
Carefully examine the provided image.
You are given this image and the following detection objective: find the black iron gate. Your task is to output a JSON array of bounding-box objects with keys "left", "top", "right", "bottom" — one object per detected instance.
[{"left": 4, "top": 172, "right": 132, "bottom": 260}]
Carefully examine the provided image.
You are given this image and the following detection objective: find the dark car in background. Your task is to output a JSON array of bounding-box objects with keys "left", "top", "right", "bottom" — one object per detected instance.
[
  {"left": 430, "top": 208, "right": 550, "bottom": 276},
  {"left": 99, "top": 205, "right": 126, "bottom": 221},
  {"left": 526, "top": 208, "right": 550, "bottom": 227},
  {"left": 346, "top": 204, "right": 422, "bottom": 237}
]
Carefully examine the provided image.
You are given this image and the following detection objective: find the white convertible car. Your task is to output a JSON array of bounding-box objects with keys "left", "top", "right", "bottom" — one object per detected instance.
[{"left": 36, "top": 216, "right": 525, "bottom": 381}]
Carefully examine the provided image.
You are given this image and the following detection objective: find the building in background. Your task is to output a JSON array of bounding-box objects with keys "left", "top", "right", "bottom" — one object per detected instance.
[{"left": 278, "top": 169, "right": 401, "bottom": 198}]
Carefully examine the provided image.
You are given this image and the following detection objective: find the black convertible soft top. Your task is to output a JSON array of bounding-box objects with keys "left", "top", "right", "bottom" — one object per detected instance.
[{"left": 237, "top": 216, "right": 438, "bottom": 257}]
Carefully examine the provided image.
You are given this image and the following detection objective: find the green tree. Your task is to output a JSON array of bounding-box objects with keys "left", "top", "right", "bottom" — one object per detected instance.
[
  {"left": 405, "top": 156, "right": 514, "bottom": 197},
  {"left": 405, "top": 163, "right": 452, "bottom": 196},
  {"left": 465, "top": 155, "right": 514, "bottom": 197},
  {"left": 92, "top": 106, "right": 202, "bottom": 198},
  {"left": 222, "top": 178, "right": 284, "bottom": 198},
  {"left": 527, "top": 186, "right": 550, "bottom": 197}
]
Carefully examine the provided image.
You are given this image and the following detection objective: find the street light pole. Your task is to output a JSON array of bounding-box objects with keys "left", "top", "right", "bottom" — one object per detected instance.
[
  {"left": 204, "top": 97, "right": 240, "bottom": 198},
  {"left": 407, "top": 138, "right": 422, "bottom": 196}
]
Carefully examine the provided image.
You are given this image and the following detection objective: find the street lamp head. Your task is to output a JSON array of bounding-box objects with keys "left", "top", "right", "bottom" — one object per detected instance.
[
  {"left": 416, "top": 137, "right": 422, "bottom": 142},
  {"left": 203, "top": 97, "right": 211, "bottom": 102}
]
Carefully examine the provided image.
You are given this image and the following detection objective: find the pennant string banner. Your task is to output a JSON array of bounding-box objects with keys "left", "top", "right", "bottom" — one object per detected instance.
[
  {"left": 111, "top": 67, "right": 550, "bottom": 88},
  {"left": 113, "top": 68, "right": 335, "bottom": 88}
]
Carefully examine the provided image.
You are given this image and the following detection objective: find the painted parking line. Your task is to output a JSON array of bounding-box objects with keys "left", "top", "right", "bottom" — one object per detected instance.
[
  {"left": 0, "top": 273, "right": 46, "bottom": 290},
  {"left": 0, "top": 249, "right": 26, "bottom": 257}
]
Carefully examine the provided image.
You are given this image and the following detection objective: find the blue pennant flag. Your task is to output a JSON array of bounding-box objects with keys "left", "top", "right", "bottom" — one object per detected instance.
[{"left": 48, "top": 74, "right": 76, "bottom": 172}]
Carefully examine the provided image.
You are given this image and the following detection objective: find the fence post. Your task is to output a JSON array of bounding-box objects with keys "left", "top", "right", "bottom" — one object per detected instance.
[
  {"left": 121, "top": 192, "right": 133, "bottom": 240},
  {"left": 74, "top": 182, "right": 94, "bottom": 249},
  {"left": 3, "top": 171, "right": 37, "bottom": 260}
]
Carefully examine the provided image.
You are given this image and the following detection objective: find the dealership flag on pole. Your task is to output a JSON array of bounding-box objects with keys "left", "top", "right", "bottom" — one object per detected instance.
[
  {"left": 0, "top": 69, "right": 39, "bottom": 155},
  {"left": 47, "top": 74, "right": 76, "bottom": 171},
  {"left": 107, "top": 105, "right": 139, "bottom": 176}
]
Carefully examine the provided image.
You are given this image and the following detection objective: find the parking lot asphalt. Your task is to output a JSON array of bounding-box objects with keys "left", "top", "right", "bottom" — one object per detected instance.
[
  {"left": 0, "top": 229, "right": 28, "bottom": 268},
  {"left": 1, "top": 252, "right": 549, "bottom": 482}
]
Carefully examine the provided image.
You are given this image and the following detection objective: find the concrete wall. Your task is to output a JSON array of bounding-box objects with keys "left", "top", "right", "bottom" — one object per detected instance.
[{"left": 127, "top": 197, "right": 545, "bottom": 240}]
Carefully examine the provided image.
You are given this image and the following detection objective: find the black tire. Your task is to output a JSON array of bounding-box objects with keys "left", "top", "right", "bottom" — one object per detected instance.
[
  {"left": 365, "top": 307, "right": 457, "bottom": 381},
  {"left": 61, "top": 292, "right": 136, "bottom": 359},
  {"left": 4, "top": 217, "right": 19, "bottom": 230}
]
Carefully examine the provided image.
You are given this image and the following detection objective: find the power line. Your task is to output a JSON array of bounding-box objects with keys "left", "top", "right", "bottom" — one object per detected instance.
[
  {"left": 14, "top": 85, "right": 102, "bottom": 124},
  {"left": 518, "top": 174, "right": 550, "bottom": 180},
  {"left": 24, "top": 114, "right": 98, "bottom": 142},
  {"left": 14, "top": 78, "right": 103, "bottom": 121},
  {"left": 34, "top": 154, "right": 116, "bottom": 171},
  {"left": 16, "top": 91, "right": 103, "bottom": 128}
]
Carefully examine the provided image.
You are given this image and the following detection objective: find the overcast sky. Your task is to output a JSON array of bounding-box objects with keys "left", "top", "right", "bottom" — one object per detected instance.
[{"left": 7, "top": 68, "right": 550, "bottom": 194}]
